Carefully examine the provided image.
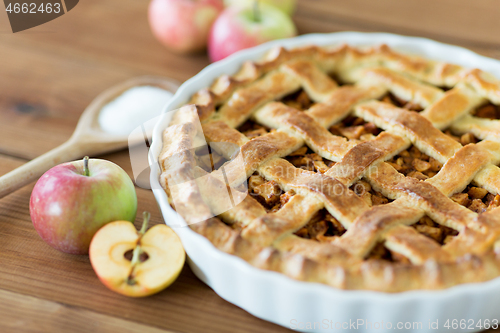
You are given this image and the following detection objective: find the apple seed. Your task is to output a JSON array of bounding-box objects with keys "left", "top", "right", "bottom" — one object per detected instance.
[{"left": 124, "top": 249, "right": 149, "bottom": 262}]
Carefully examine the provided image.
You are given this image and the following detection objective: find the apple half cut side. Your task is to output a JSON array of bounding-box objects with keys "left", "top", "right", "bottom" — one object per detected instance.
[{"left": 89, "top": 212, "right": 185, "bottom": 297}]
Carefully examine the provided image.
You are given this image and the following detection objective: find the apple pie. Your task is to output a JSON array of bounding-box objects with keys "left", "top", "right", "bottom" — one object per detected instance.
[{"left": 159, "top": 44, "right": 500, "bottom": 292}]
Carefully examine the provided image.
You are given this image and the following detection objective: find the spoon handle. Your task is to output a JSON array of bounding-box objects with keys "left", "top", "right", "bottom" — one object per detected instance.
[{"left": 0, "top": 139, "right": 84, "bottom": 199}]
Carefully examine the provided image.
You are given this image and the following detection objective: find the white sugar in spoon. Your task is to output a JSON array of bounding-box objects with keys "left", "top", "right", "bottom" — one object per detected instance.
[{"left": 0, "top": 76, "right": 179, "bottom": 199}]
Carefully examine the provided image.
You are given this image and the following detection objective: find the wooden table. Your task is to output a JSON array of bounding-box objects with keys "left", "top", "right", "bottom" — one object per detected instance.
[{"left": 1, "top": 1, "right": 500, "bottom": 332}]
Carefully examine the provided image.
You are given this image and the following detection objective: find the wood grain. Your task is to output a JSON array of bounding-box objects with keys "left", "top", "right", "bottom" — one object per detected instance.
[
  {"left": 296, "top": 0, "right": 500, "bottom": 46},
  {"left": 0, "top": 289, "right": 172, "bottom": 333},
  {"left": 1, "top": 0, "right": 500, "bottom": 332}
]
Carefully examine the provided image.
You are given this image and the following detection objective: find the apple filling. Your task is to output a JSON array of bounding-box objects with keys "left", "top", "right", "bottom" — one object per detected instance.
[
  {"left": 365, "top": 215, "right": 459, "bottom": 264},
  {"left": 350, "top": 179, "right": 392, "bottom": 207},
  {"left": 238, "top": 119, "right": 272, "bottom": 139},
  {"left": 281, "top": 89, "right": 314, "bottom": 111},
  {"left": 386, "top": 145, "right": 443, "bottom": 180},
  {"left": 451, "top": 186, "right": 500, "bottom": 214},
  {"left": 247, "top": 174, "right": 347, "bottom": 242},
  {"left": 294, "top": 209, "right": 346, "bottom": 241},
  {"left": 380, "top": 93, "right": 424, "bottom": 112},
  {"left": 366, "top": 242, "right": 425, "bottom": 264},
  {"left": 365, "top": 242, "right": 396, "bottom": 262},
  {"left": 286, "top": 146, "right": 334, "bottom": 173},
  {"left": 411, "top": 215, "right": 458, "bottom": 245},
  {"left": 328, "top": 115, "right": 382, "bottom": 140},
  {"left": 247, "top": 173, "right": 292, "bottom": 213},
  {"left": 444, "top": 130, "right": 479, "bottom": 146},
  {"left": 472, "top": 102, "right": 500, "bottom": 119}
]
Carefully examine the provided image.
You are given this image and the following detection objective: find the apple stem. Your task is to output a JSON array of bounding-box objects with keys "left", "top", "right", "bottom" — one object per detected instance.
[
  {"left": 83, "top": 156, "right": 90, "bottom": 177},
  {"left": 140, "top": 211, "right": 150, "bottom": 235},
  {"left": 253, "top": 0, "right": 261, "bottom": 22},
  {"left": 127, "top": 244, "right": 143, "bottom": 286},
  {"left": 127, "top": 211, "right": 151, "bottom": 285}
]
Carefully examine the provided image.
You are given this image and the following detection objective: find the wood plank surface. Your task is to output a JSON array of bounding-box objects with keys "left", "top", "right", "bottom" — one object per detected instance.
[
  {"left": 0, "top": 289, "right": 172, "bottom": 333},
  {"left": 0, "top": 0, "right": 500, "bottom": 332}
]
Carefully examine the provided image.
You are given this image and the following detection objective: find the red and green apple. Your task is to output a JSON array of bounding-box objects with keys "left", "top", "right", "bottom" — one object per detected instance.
[
  {"left": 30, "top": 157, "right": 137, "bottom": 255},
  {"left": 148, "top": 0, "right": 224, "bottom": 54},
  {"left": 208, "top": 1, "right": 297, "bottom": 62}
]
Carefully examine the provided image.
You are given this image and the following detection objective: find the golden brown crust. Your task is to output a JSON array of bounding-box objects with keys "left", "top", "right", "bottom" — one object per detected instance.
[
  {"left": 354, "top": 101, "right": 462, "bottom": 163},
  {"left": 384, "top": 225, "right": 452, "bottom": 264},
  {"left": 159, "top": 44, "right": 500, "bottom": 292},
  {"left": 327, "top": 132, "right": 409, "bottom": 185}
]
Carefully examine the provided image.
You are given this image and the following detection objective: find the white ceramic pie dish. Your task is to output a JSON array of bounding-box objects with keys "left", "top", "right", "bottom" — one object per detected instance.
[{"left": 149, "top": 32, "right": 500, "bottom": 332}]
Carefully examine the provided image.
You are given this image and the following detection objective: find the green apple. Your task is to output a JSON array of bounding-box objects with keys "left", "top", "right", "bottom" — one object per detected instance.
[
  {"left": 89, "top": 212, "right": 185, "bottom": 297},
  {"left": 30, "top": 157, "right": 137, "bottom": 255},
  {"left": 224, "top": 0, "right": 297, "bottom": 15}
]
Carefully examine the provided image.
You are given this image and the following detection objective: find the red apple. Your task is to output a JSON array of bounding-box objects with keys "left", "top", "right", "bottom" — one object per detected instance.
[
  {"left": 148, "top": 0, "right": 224, "bottom": 54},
  {"left": 30, "top": 157, "right": 137, "bottom": 255},
  {"left": 208, "top": 1, "right": 297, "bottom": 62}
]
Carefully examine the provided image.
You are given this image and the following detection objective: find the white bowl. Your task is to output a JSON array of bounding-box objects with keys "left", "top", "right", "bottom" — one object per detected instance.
[{"left": 150, "top": 32, "right": 500, "bottom": 333}]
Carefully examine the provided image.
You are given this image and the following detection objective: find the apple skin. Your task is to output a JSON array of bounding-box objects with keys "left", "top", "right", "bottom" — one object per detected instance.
[
  {"left": 224, "top": 0, "right": 297, "bottom": 15},
  {"left": 30, "top": 159, "right": 137, "bottom": 255},
  {"left": 208, "top": 2, "right": 297, "bottom": 62},
  {"left": 89, "top": 221, "right": 185, "bottom": 297},
  {"left": 148, "top": 0, "right": 224, "bottom": 54}
]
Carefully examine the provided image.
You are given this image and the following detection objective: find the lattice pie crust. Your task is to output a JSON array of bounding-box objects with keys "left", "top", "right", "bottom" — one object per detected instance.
[{"left": 159, "top": 44, "right": 500, "bottom": 292}]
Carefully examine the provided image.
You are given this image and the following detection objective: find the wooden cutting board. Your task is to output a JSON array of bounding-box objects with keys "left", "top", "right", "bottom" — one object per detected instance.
[{"left": 0, "top": 0, "right": 499, "bottom": 332}]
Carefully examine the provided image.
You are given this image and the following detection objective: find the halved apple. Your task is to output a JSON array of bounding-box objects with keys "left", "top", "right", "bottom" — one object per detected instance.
[{"left": 89, "top": 212, "right": 185, "bottom": 297}]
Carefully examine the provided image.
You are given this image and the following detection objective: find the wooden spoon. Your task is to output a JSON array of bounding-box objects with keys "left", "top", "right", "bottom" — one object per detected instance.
[{"left": 0, "top": 76, "right": 179, "bottom": 199}]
